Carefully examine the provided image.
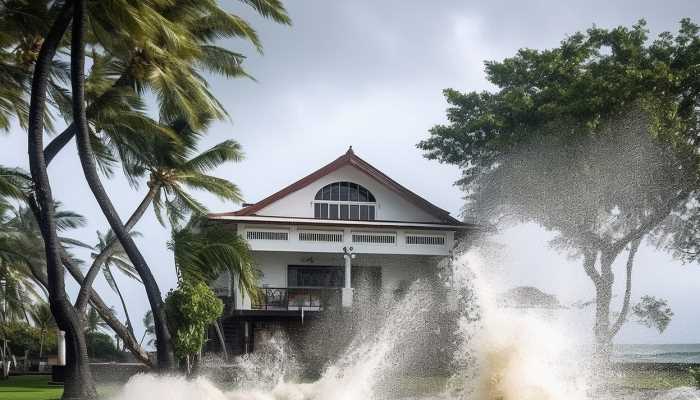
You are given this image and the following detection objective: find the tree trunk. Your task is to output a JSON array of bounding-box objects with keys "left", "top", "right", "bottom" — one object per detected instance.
[
  {"left": 44, "top": 73, "right": 133, "bottom": 165},
  {"left": 109, "top": 267, "right": 136, "bottom": 340},
  {"left": 22, "top": 237, "right": 152, "bottom": 367},
  {"left": 75, "top": 183, "right": 160, "bottom": 313},
  {"left": 61, "top": 257, "right": 152, "bottom": 367},
  {"left": 27, "top": 1, "right": 97, "bottom": 398},
  {"left": 214, "top": 320, "right": 228, "bottom": 360},
  {"left": 609, "top": 239, "right": 642, "bottom": 338},
  {"left": 70, "top": 8, "right": 175, "bottom": 368},
  {"left": 39, "top": 331, "right": 45, "bottom": 359}
]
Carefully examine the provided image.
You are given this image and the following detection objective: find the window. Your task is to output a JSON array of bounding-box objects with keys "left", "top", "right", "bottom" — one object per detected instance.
[
  {"left": 405, "top": 235, "right": 445, "bottom": 246},
  {"left": 288, "top": 265, "right": 345, "bottom": 287},
  {"left": 246, "top": 230, "right": 289, "bottom": 241},
  {"left": 314, "top": 181, "right": 376, "bottom": 221}
]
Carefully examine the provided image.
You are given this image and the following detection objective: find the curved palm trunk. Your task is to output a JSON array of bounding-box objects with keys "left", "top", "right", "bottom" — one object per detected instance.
[
  {"left": 23, "top": 244, "right": 152, "bottom": 367},
  {"left": 61, "top": 257, "right": 152, "bottom": 367},
  {"left": 71, "top": 9, "right": 175, "bottom": 369},
  {"left": 27, "top": 1, "right": 97, "bottom": 398},
  {"left": 75, "top": 183, "right": 160, "bottom": 313},
  {"left": 105, "top": 266, "right": 136, "bottom": 339}
]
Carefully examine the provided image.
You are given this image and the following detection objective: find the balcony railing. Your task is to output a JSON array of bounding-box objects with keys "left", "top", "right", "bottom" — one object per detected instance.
[{"left": 251, "top": 287, "right": 342, "bottom": 311}]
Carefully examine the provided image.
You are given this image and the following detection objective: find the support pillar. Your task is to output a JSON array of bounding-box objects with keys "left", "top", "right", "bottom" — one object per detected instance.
[
  {"left": 342, "top": 247, "right": 354, "bottom": 308},
  {"left": 57, "top": 330, "right": 66, "bottom": 366}
]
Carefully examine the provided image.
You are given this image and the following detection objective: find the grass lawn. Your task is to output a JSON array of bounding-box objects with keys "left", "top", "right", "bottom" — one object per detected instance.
[
  {"left": 611, "top": 368, "right": 697, "bottom": 390},
  {"left": 0, "top": 375, "right": 121, "bottom": 400},
  {"left": 0, "top": 375, "right": 62, "bottom": 400}
]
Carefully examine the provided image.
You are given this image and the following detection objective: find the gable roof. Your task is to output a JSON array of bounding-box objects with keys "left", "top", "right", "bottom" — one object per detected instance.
[{"left": 211, "top": 147, "right": 463, "bottom": 225}]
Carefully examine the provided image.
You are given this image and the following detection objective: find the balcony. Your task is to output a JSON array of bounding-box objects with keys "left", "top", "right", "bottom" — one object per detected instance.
[{"left": 251, "top": 287, "right": 342, "bottom": 311}]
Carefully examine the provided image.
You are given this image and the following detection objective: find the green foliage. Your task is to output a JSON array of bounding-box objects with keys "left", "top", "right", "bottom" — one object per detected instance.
[
  {"left": 86, "top": 332, "right": 124, "bottom": 362},
  {"left": 420, "top": 20, "right": 700, "bottom": 182},
  {"left": 164, "top": 280, "right": 223, "bottom": 360},
  {"left": 632, "top": 296, "right": 674, "bottom": 333},
  {"left": 0, "top": 321, "right": 56, "bottom": 358},
  {"left": 689, "top": 367, "right": 700, "bottom": 389},
  {"left": 169, "top": 216, "right": 260, "bottom": 301},
  {"left": 419, "top": 19, "right": 700, "bottom": 260}
]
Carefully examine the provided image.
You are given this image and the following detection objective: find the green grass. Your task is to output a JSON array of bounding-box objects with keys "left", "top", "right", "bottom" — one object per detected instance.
[
  {"left": 0, "top": 375, "right": 121, "bottom": 400},
  {"left": 0, "top": 375, "right": 62, "bottom": 400},
  {"left": 611, "top": 368, "right": 696, "bottom": 390}
]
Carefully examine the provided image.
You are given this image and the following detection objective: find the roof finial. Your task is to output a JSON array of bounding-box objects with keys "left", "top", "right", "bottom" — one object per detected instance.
[{"left": 346, "top": 145, "right": 354, "bottom": 155}]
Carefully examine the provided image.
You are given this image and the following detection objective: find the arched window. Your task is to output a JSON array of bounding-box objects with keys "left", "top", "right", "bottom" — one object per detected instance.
[{"left": 313, "top": 181, "right": 376, "bottom": 220}]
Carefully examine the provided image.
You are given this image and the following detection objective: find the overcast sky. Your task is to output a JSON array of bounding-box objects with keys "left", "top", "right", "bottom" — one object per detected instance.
[{"left": 3, "top": 0, "right": 700, "bottom": 346}]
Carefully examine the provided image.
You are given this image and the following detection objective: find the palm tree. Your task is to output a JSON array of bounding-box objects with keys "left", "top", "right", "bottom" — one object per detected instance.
[
  {"left": 139, "top": 310, "right": 155, "bottom": 348},
  {"left": 91, "top": 230, "right": 141, "bottom": 339},
  {"left": 66, "top": 0, "right": 289, "bottom": 372},
  {"left": 169, "top": 215, "right": 260, "bottom": 358},
  {"left": 73, "top": 116, "right": 246, "bottom": 369},
  {"left": 85, "top": 307, "right": 109, "bottom": 335},
  {"left": 29, "top": 302, "right": 55, "bottom": 358},
  {"left": 43, "top": 0, "right": 291, "bottom": 164}
]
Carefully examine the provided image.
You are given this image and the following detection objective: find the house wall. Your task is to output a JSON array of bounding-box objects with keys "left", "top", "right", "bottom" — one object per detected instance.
[
  {"left": 256, "top": 165, "right": 440, "bottom": 223},
  {"left": 239, "top": 223, "right": 455, "bottom": 256},
  {"left": 216, "top": 251, "right": 444, "bottom": 310}
]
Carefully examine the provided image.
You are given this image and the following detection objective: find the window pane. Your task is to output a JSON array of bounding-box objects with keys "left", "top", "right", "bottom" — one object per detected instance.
[
  {"left": 331, "top": 183, "right": 339, "bottom": 201},
  {"left": 358, "top": 187, "right": 368, "bottom": 202},
  {"left": 322, "top": 185, "right": 331, "bottom": 200},
  {"left": 367, "top": 191, "right": 376, "bottom": 202},
  {"left": 360, "top": 205, "right": 369, "bottom": 220},
  {"left": 339, "top": 182, "right": 349, "bottom": 201},
  {"left": 288, "top": 266, "right": 344, "bottom": 288},
  {"left": 349, "top": 204, "right": 359, "bottom": 220},
  {"left": 315, "top": 189, "right": 323, "bottom": 200},
  {"left": 329, "top": 204, "right": 338, "bottom": 219},
  {"left": 340, "top": 204, "right": 349, "bottom": 220},
  {"left": 349, "top": 183, "right": 359, "bottom": 201},
  {"left": 368, "top": 205, "right": 375, "bottom": 220},
  {"left": 314, "top": 203, "right": 321, "bottom": 218},
  {"left": 320, "top": 203, "right": 329, "bottom": 219}
]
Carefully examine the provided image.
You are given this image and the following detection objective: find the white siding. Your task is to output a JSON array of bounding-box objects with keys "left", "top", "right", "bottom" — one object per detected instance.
[{"left": 256, "top": 165, "right": 440, "bottom": 223}]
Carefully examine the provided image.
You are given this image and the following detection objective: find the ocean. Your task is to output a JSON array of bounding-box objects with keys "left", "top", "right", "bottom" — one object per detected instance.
[{"left": 613, "top": 344, "right": 700, "bottom": 364}]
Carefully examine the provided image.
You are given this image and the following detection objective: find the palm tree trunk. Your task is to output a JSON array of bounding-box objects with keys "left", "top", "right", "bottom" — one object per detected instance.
[
  {"left": 61, "top": 257, "right": 152, "bottom": 367},
  {"left": 22, "top": 244, "right": 152, "bottom": 367},
  {"left": 214, "top": 320, "right": 228, "bottom": 360},
  {"left": 43, "top": 73, "right": 133, "bottom": 165},
  {"left": 70, "top": 5, "right": 175, "bottom": 369},
  {"left": 107, "top": 267, "right": 136, "bottom": 340},
  {"left": 27, "top": 1, "right": 97, "bottom": 398},
  {"left": 39, "top": 332, "right": 44, "bottom": 359},
  {"left": 75, "top": 183, "right": 161, "bottom": 313}
]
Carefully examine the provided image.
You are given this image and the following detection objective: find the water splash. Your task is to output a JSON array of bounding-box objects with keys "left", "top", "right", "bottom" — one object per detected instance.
[{"left": 109, "top": 252, "right": 698, "bottom": 400}]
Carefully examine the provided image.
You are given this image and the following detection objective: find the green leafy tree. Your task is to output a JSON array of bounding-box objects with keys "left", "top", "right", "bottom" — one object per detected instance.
[
  {"left": 139, "top": 310, "right": 155, "bottom": 348},
  {"left": 29, "top": 302, "right": 56, "bottom": 358},
  {"left": 164, "top": 281, "right": 223, "bottom": 374},
  {"left": 420, "top": 20, "right": 700, "bottom": 359}
]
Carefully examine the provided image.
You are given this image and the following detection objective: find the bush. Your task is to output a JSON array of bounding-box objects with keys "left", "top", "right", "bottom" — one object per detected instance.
[
  {"left": 689, "top": 367, "right": 700, "bottom": 389},
  {"left": 87, "top": 332, "right": 124, "bottom": 362},
  {"left": 164, "top": 280, "right": 223, "bottom": 372},
  {"left": 1, "top": 321, "right": 57, "bottom": 358}
]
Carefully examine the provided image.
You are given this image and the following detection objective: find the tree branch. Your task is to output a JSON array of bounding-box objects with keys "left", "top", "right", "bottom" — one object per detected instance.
[
  {"left": 609, "top": 238, "right": 642, "bottom": 338},
  {"left": 611, "top": 191, "right": 689, "bottom": 254}
]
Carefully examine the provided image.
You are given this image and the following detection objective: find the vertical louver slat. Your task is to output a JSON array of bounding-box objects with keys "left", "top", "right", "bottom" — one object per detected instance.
[{"left": 246, "top": 231, "right": 289, "bottom": 241}]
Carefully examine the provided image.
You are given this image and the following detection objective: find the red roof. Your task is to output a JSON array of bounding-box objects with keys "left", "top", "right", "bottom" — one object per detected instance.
[{"left": 210, "top": 147, "right": 463, "bottom": 225}]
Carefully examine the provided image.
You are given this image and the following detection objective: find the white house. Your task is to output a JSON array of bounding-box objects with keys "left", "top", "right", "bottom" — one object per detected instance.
[{"left": 207, "top": 147, "right": 477, "bottom": 356}]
